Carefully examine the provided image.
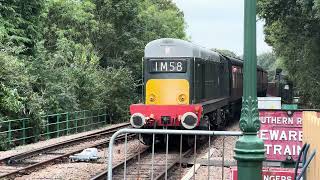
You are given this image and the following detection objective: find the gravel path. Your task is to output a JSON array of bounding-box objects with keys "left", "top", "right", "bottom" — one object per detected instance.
[{"left": 0, "top": 123, "right": 128, "bottom": 159}]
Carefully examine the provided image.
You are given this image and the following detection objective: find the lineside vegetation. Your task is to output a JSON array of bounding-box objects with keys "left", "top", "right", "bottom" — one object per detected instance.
[
  {"left": 0, "top": 0, "right": 187, "bottom": 121},
  {"left": 258, "top": 0, "right": 320, "bottom": 108},
  {"left": 0, "top": 0, "right": 187, "bottom": 149}
]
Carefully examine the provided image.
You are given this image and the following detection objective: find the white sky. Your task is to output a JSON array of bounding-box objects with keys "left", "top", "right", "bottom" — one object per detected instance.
[{"left": 172, "top": 0, "right": 272, "bottom": 55}]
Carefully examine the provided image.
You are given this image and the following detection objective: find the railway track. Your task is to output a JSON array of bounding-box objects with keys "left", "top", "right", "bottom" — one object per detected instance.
[
  {"left": 91, "top": 146, "right": 193, "bottom": 180},
  {"left": 0, "top": 123, "right": 132, "bottom": 179}
]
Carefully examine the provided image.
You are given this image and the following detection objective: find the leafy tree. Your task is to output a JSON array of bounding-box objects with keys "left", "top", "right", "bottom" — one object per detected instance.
[
  {"left": 100, "top": 67, "right": 137, "bottom": 120},
  {"left": 139, "top": 0, "right": 187, "bottom": 41},
  {"left": 0, "top": 0, "right": 44, "bottom": 119},
  {"left": 0, "top": 0, "right": 187, "bottom": 122},
  {"left": 0, "top": 0, "right": 188, "bottom": 150},
  {"left": 92, "top": 0, "right": 142, "bottom": 68},
  {"left": 213, "top": 49, "right": 239, "bottom": 58},
  {"left": 150, "top": 0, "right": 181, "bottom": 11},
  {"left": 92, "top": 0, "right": 187, "bottom": 79},
  {"left": 0, "top": 0, "right": 44, "bottom": 55},
  {"left": 0, "top": 45, "right": 44, "bottom": 121},
  {"left": 258, "top": 0, "right": 320, "bottom": 108},
  {"left": 30, "top": 0, "right": 100, "bottom": 113},
  {"left": 257, "top": 52, "right": 278, "bottom": 81}
]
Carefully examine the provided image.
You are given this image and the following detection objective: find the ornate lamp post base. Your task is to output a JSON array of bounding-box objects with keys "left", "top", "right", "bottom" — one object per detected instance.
[{"left": 234, "top": 135, "right": 265, "bottom": 179}]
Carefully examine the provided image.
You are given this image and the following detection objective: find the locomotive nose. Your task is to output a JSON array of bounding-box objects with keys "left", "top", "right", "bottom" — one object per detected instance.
[
  {"left": 181, "top": 112, "right": 198, "bottom": 129},
  {"left": 130, "top": 113, "right": 146, "bottom": 128}
]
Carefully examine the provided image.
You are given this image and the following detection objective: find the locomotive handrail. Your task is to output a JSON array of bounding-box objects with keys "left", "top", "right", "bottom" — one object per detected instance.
[{"left": 107, "top": 128, "right": 243, "bottom": 179}]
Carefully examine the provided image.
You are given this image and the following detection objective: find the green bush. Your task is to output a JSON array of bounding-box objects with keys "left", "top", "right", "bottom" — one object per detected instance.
[{"left": 0, "top": 0, "right": 187, "bottom": 150}]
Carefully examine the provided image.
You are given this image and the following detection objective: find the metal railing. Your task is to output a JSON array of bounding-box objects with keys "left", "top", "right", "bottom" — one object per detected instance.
[
  {"left": 106, "top": 128, "right": 243, "bottom": 180},
  {"left": 0, "top": 107, "right": 114, "bottom": 149},
  {"left": 294, "top": 143, "right": 317, "bottom": 180}
]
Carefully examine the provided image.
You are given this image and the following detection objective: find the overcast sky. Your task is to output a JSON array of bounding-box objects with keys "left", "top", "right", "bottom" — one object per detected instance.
[{"left": 172, "top": 0, "right": 272, "bottom": 55}]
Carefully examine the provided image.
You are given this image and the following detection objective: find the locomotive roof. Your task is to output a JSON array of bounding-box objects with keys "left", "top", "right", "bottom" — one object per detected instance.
[
  {"left": 144, "top": 38, "right": 266, "bottom": 72},
  {"left": 227, "top": 56, "right": 266, "bottom": 72},
  {"left": 145, "top": 38, "right": 220, "bottom": 62}
]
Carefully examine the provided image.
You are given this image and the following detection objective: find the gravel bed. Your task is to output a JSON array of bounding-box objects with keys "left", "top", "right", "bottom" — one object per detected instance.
[
  {"left": 209, "top": 121, "right": 240, "bottom": 160},
  {"left": 113, "top": 150, "right": 181, "bottom": 179},
  {"left": 169, "top": 121, "right": 240, "bottom": 180},
  {"left": 169, "top": 166, "right": 232, "bottom": 180},
  {"left": 194, "top": 121, "right": 240, "bottom": 180},
  {"left": 0, "top": 123, "right": 128, "bottom": 159},
  {"left": 15, "top": 139, "right": 148, "bottom": 180},
  {"left": 193, "top": 166, "right": 232, "bottom": 180}
]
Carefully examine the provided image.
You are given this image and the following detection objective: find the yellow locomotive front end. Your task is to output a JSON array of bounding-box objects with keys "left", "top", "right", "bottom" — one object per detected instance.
[{"left": 145, "top": 79, "right": 190, "bottom": 105}]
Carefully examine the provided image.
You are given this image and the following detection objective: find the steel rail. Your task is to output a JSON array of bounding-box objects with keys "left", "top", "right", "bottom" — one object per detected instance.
[
  {"left": 154, "top": 149, "right": 193, "bottom": 180},
  {"left": 90, "top": 147, "right": 151, "bottom": 180},
  {"left": 0, "top": 123, "right": 130, "bottom": 164},
  {"left": 92, "top": 148, "right": 192, "bottom": 180},
  {"left": 0, "top": 132, "right": 133, "bottom": 179}
]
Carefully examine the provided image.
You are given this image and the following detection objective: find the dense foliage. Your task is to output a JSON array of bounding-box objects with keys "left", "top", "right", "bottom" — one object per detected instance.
[
  {"left": 0, "top": 0, "right": 187, "bottom": 122},
  {"left": 213, "top": 49, "right": 239, "bottom": 59},
  {"left": 257, "top": 52, "right": 278, "bottom": 81},
  {"left": 258, "top": 0, "right": 320, "bottom": 107}
]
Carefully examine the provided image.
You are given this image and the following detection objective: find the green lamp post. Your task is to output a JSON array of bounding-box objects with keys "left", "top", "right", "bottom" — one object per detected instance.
[{"left": 234, "top": 0, "right": 265, "bottom": 179}]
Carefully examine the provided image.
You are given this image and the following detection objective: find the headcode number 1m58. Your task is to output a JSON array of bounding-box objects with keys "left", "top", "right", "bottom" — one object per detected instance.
[{"left": 149, "top": 60, "right": 187, "bottom": 73}]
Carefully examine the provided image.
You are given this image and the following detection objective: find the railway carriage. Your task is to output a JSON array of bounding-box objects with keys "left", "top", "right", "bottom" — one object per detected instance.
[{"left": 130, "top": 38, "right": 267, "bottom": 144}]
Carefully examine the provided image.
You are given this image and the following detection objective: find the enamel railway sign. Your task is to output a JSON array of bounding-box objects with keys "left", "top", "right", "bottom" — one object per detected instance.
[{"left": 258, "top": 110, "right": 303, "bottom": 161}]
